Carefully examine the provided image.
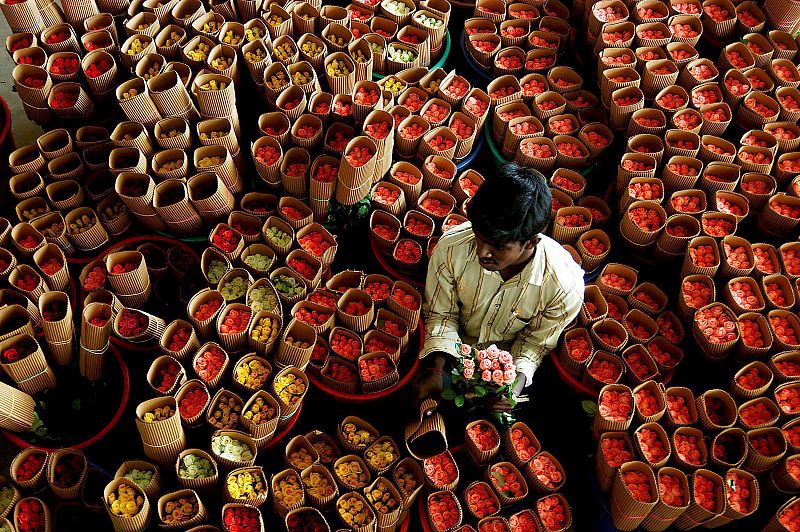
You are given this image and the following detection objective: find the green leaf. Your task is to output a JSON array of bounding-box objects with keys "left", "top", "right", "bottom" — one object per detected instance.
[
  {"left": 490, "top": 471, "right": 505, "bottom": 486},
  {"left": 474, "top": 386, "right": 487, "bottom": 397},
  {"left": 441, "top": 389, "right": 456, "bottom": 400},
  {"left": 502, "top": 490, "right": 515, "bottom": 498},
  {"left": 508, "top": 397, "right": 517, "bottom": 408},
  {"left": 581, "top": 400, "right": 598, "bottom": 416},
  {"left": 451, "top": 368, "right": 460, "bottom": 377},
  {"left": 454, "top": 395, "right": 465, "bottom": 407}
]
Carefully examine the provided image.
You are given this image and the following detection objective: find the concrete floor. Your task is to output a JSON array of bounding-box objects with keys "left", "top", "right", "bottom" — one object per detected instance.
[{"left": 0, "top": 16, "right": 44, "bottom": 149}]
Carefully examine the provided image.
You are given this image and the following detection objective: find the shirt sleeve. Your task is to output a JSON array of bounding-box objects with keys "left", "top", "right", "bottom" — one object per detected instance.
[
  {"left": 510, "top": 280, "right": 584, "bottom": 386},
  {"left": 420, "top": 242, "right": 461, "bottom": 359}
]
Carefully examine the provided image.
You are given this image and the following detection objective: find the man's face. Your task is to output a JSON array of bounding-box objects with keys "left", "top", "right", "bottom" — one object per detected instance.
[{"left": 473, "top": 230, "right": 530, "bottom": 272}]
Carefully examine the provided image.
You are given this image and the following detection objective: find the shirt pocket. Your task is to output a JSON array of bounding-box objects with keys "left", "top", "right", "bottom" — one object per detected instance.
[{"left": 502, "top": 313, "right": 531, "bottom": 335}]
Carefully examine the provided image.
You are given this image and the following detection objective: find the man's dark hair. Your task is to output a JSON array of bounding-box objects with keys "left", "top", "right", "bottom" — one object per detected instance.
[{"left": 466, "top": 162, "right": 551, "bottom": 247}]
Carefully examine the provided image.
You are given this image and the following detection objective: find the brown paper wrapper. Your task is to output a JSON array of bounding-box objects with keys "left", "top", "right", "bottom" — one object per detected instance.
[
  {"left": 187, "top": 289, "right": 225, "bottom": 340},
  {"left": 659, "top": 387, "right": 698, "bottom": 432},
  {"left": 251, "top": 135, "right": 283, "bottom": 189},
  {"left": 262, "top": 217, "right": 294, "bottom": 257},
  {"left": 105, "top": 250, "right": 149, "bottom": 296},
  {"left": 46, "top": 448, "right": 87, "bottom": 500},
  {"left": 596, "top": 263, "right": 638, "bottom": 298},
  {"left": 103, "top": 479, "right": 150, "bottom": 532},
  {"left": 215, "top": 302, "right": 252, "bottom": 353},
  {"left": 35, "top": 129, "right": 70, "bottom": 161},
  {"left": 12, "top": 64, "right": 51, "bottom": 109},
  {"left": 483, "top": 461, "right": 527, "bottom": 506},
  {"left": 116, "top": 77, "right": 162, "bottom": 127},
  {"left": 47, "top": 81, "right": 93, "bottom": 118},
  {"left": 0, "top": 335, "right": 54, "bottom": 395},
  {"left": 609, "top": 461, "right": 658, "bottom": 531},
  {"left": 174, "top": 379, "right": 210, "bottom": 429},
  {"left": 626, "top": 109, "right": 666, "bottom": 139},
  {"left": 135, "top": 396, "right": 184, "bottom": 447},
  {"left": 174, "top": 449, "right": 218, "bottom": 491},
  {"left": 770, "top": 352, "right": 800, "bottom": 386},
  {"left": 284, "top": 434, "right": 319, "bottom": 472},
  {"left": 187, "top": 172, "right": 235, "bottom": 222},
  {"left": 769, "top": 309, "right": 800, "bottom": 351},
  {"left": 31, "top": 243, "right": 68, "bottom": 292},
  {"left": 80, "top": 301, "right": 112, "bottom": 352},
  {"left": 771, "top": 454, "right": 800, "bottom": 494},
  {"left": 8, "top": 144, "right": 46, "bottom": 177},
  {"left": 357, "top": 352, "right": 399, "bottom": 393},
  {"left": 153, "top": 117, "right": 190, "bottom": 150},
  {"left": 745, "top": 427, "right": 786, "bottom": 471},
  {"left": 157, "top": 488, "right": 207, "bottom": 529},
  {"left": 668, "top": 426, "right": 709, "bottom": 473},
  {"left": 240, "top": 192, "right": 277, "bottom": 221},
  {"left": 691, "top": 301, "right": 741, "bottom": 361},
  {"left": 10, "top": 449, "right": 47, "bottom": 492},
  {"left": 626, "top": 283, "right": 667, "bottom": 317},
  {"left": 114, "top": 460, "right": 161, "bottom": 502},
  {"left": 230, "top": 354, "right": 272, "bottom": 397},
  {"left": 38, "top": 294, "right": 73, "bottom": 365},
  {"left": 656, "top": 214, "right": 699, "bottom": 256},
  {"left": 147, "top": 355, "right": 186, "bottom": 396},
  {"left": 148, "top": 69, "right": 199, "bottom": 122},
  {"left": 47, "top": 152, "right": 86, "bottom": 183},
  {"left": 271, "top": 365, "right": 308, "bottom": 421},
  {"left": 224, "top": 466, "right": 269, "bottom": 506},
  {"left": 0, "top": 304, "right": 35, "bottom": 348},
  {"left": 241, "top": 390, "right": 280, "bottom": 444},
  {"left": 110, "top": 123, "right": 154, "bottom": 159},
  {"left": 200, "top": 247, "right": 231, "bottom": 286},
  {"left": 551, "top": 206, "right": 592, "bottom": 245},
  {"left": 271, "top": 469, "right": 305, "bottom": 517},
  {"left": 277, "top": 148, "right": 311, "bottom": 200},
  {"left": 579, "top": 287, "right": 608, "bottom": 330},
  {"left": 151, "top": 148, "right": 188, "bottom": 181},
  {"left": 370, "top": 210, "right": 401, "bottom": 256},
  {"left": 619, "top": 200, "right": 666, "bottom": 246},
  {"left": 693, "top": 388, "right": 737, "bottom": 433},
  {"left": 299, "top": 465, "right": 337, "bottom": 509},
  {"left": 594, "top": 383, "right": 635, "bottom": 434}
]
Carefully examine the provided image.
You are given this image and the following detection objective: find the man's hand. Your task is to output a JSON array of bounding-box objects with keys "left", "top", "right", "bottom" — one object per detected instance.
[
  {"left": 412, "top": 352, "right": 449, "bottom": 404},
  {"left": 414, "top": 370, "right": 444, "bottom": 403},
  {"left": 491, "top": 372, "right": 527, "bottom": 413}
]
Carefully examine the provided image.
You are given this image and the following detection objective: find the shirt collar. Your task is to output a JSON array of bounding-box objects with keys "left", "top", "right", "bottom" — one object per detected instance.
[
  {"left": 526, "top": 236, "right": 546, "bottom": 286},
  {"left": 475, "top": 234, "right": 546, "bottom": 286}
]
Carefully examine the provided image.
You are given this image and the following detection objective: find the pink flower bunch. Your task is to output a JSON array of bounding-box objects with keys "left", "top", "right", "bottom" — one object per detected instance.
[{"left": 461, "top": 343, "right": 516, "bottom": 385}]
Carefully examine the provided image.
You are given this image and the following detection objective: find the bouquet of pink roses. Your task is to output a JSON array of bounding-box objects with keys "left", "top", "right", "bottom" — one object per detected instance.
[{"left": 441, "top": 343, "right": 526, "bottom": 425}]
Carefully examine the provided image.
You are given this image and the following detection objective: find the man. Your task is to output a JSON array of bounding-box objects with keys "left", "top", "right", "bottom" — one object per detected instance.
[{"left": 417, "top": 163, "right": 585, "bottom": 411}]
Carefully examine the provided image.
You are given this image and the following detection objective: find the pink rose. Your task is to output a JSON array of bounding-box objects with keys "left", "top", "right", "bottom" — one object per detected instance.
[
  {"left": 492, "top": 370, "right": 504, "bottom": 385},
  {"left": 499, "top": 352, "right": 512, "bottom": 364},
  {"left": 463, "top": 358, "right": 475, "bottom": 369},
  {"left": 503, "top": 370, "right": 516, "bottom": 384},
  {"left": 479, "top": 359, "right": 493, "bottom": 371},
  {"left": 463, "top": 367, "right": 474, "bottom": 379},
  {"left": 460, "top": 344, "right": 472, "bottom": 356},
  {"left": 505, "top": 362, "right": 516, "bottom": 373},
  {"left": 491, "top": 360, "right": 501, "bottom": 371},
  {"left": 476, "top": 350, "right": 487, "bottom": 361},
  {"left": 482, "top": 370, "right": 492, "bottom": 382},
  {"left": 487, "top": 344, "right": 500, "bottom": 357}
]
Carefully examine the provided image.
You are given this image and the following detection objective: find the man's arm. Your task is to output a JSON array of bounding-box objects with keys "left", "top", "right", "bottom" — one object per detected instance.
[
  {"left": 421, "top": 242, "right": 461, "bottom": 360},
  {"left": 510, "top": 283, "right": 584, "bottom": 388}
]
